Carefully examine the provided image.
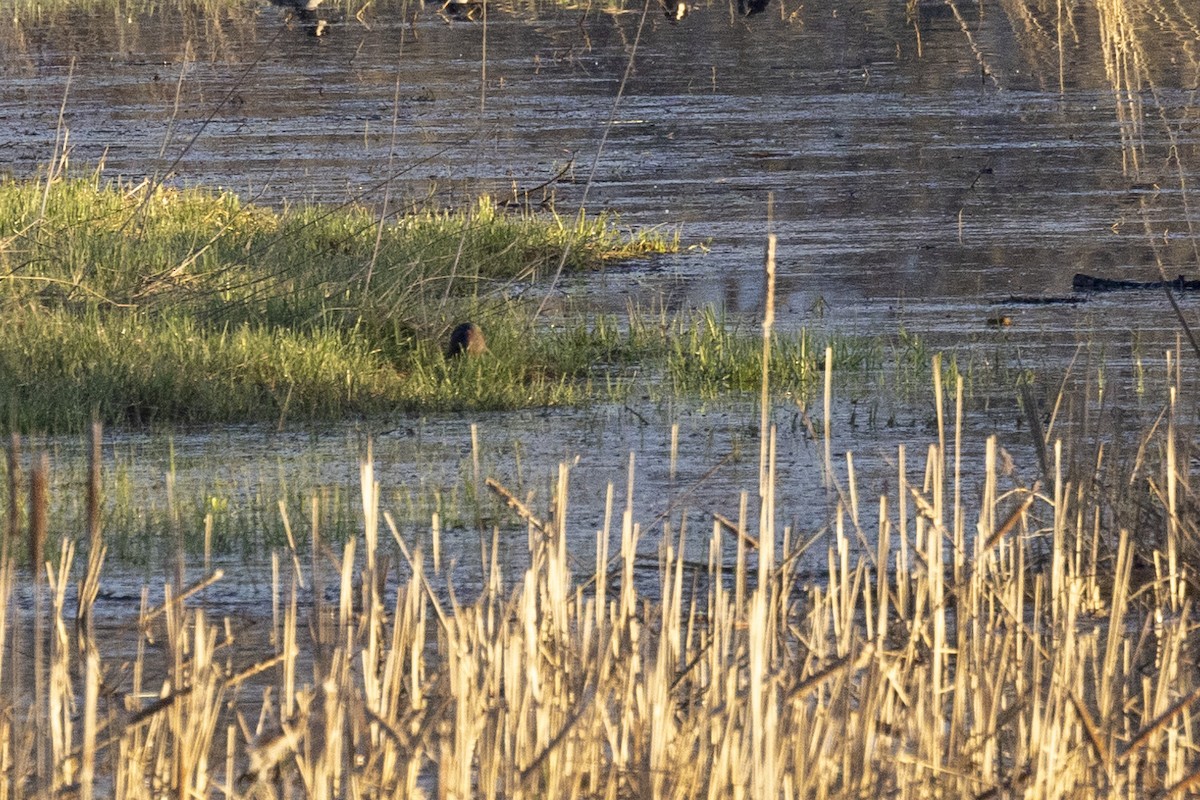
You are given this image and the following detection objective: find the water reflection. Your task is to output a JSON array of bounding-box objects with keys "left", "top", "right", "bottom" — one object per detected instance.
[
  {"left": 267, "top": 0, "right": 331, "bottom": 37},
  {"left": 2, "top": 0, "right": 1197, "bottom": 334}
]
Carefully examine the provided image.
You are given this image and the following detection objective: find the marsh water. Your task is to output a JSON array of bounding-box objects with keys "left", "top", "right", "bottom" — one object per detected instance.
[{"left": 3, "top": 0, "right": 1200, "bottom": 602}]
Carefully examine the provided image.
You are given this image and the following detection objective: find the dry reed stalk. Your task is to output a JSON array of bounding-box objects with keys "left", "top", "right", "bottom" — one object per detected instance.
[
  {"left": 311, "top": 492, "right": 328, "bottom": 656},
  {"left": 758, "top": 231, "right": 775, "bottom": 533},
  {"left": 47, "top": 540, "right": 76, "bottom": 792},
  {"left": 1166, "top": 385, "right": 1181, "bottom": 610},
  {"left": 432, "top": 509, "right": 442, "bottom": 573},
  {"left": 278, "top": 500, "right": 307, "bottom": 591},
  {"left": 3, "top": 368, "right": 1200, "bottom": 797},
  {"left": 75, "top": 536, "right": 105, "bottom": 694},
  {"left": 284, "top": 573, "right": 298, "bottom": 722},
  {"left": 138, "top": 570, "right": 225, "bottom": 630},
  {"left": 823, "top": 345, "right": 833, "bottom": 489},
  {"left": 223, "top": 724, "right": 235, "bottom": 800},
  {"left": 0, "top": 518, "right": 10, "bottom": 799},
  {"left": 28, "top": 453, "right": 46, "bottom": 582},
  {"left": 1, "top": 438, "right": 17, "bottom": 800},
  {"left": 271, "top": 551, "right": 281, "bottom": 652},
  {"left": 486, "top": 476, "right": 555, "bottom": 540},
  {"left": 79, "top": 646, "right": 99, "bottom": 800},
  {"left": 29, "top": 451, "right": 49, "bottom": 795}
]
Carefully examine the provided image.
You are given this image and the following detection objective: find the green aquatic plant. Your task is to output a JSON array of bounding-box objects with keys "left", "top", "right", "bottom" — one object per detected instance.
[
  {"left": 0, "top": 176, "right": 683, "bottom": 427},
  {"left": 0, "top": 177, "right": 671, "bottom": 323},
  {"left": 0, "top": 175, "right": 955, "bottom": 428}
]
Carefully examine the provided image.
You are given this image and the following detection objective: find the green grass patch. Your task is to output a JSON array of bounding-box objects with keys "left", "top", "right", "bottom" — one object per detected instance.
[
  {"left": 0, "top": 176, "right": 669, "bottom": 325},
  {"left": 0, "top": 175, "right": 681, "bottom": 428},
  {"left": 0, "top": 175, "right": 953, "bottom": 430}
]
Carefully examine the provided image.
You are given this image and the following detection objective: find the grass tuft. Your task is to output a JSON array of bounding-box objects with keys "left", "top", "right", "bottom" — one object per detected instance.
[
  {"left": 0, "top": 175, "right": 962, "bottom": 430},
  {"left": 0, "top": 176, "right": 682, "bottom": 428}
]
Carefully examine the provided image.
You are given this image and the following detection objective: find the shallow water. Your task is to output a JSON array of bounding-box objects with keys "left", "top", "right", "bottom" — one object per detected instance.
[
  {"left": 3, "top": 0, "right": 1200, "bottom": 602},
  {"left": 5, "top": 0, "right": 1199, "bottom": 303}
]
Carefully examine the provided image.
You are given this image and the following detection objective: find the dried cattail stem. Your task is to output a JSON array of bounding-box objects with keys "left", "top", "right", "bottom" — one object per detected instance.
[{"left": 29, "top": 452, "right": 48, "bottom": 583}]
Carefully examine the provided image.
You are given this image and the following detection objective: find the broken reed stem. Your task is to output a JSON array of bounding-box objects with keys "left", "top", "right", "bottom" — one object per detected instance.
[
  {"left": 485, "top": 476, "right": 555, "bottom": 540},
  {"left": 759, "top": 232, "right": 776, "bottom": 581},
  {"left": 759, "top": 233, "right": 776, "bottom": 497},
  {"left": 823, "top": 344, "right": 833, "bottom": 490},
  {"left": 139, "top": 570, "right": 225, "bottom": 628},
  {"left": 30, "top": 452, "right": 48, "bottom": 792},
  {"left": 29, "top": 452, "right": 47, "bottom": 582}
]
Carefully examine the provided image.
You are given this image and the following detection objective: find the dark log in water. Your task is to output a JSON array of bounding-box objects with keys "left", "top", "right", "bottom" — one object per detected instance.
[
  {"left": 1073, "top": 273, "right": 1200, "bottom": 292},
  {"left": 999, "top": 295, "right": 1085, "bottom": 305}
]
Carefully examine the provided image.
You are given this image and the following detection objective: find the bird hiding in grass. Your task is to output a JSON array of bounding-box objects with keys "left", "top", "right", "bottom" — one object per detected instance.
[{"left": 446, "top": 323, "right": 489, "bottom": 359}]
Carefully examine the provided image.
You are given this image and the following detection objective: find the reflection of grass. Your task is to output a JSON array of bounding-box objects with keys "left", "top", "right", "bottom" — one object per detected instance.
[
  {"left": 6, "top": 0, "right": 252, "bottom": 22},
  {"left": 49, "top": 431, "right": 469, "bottom": 564}
]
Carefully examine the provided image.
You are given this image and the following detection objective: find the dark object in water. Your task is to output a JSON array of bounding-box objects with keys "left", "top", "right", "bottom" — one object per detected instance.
[
  {"left": 434, "top": 0, "right": 484, "bottom": 20},
  {"left": 270, "top": 0, "right": 329, "bottom": 36},
  {"left": 999, "top": 295, "right": 1085, "bottom": 306},
  {"left": 1073, "top": 273, "right": 1200, "bottom": 292},
  {"left": 446, "top": 323, "right": 488, "bottom": 359},
  {"left": 661, "top": 0, "right": 688, "bottom": 22},
  {"left": 737, "top": 0, "right": 771, "bottom": 16}
]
